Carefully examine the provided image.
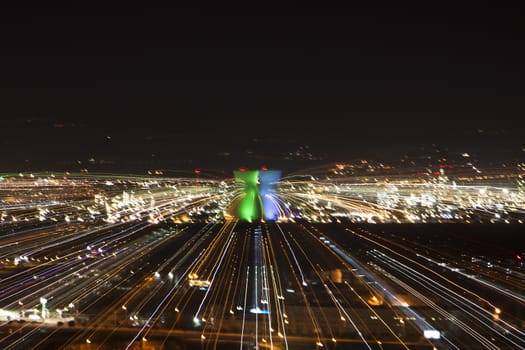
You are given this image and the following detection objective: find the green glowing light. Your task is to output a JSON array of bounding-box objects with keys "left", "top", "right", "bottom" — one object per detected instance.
[
  {"left": 234, "top": 170, "right": 260, "bottom": 222},
  {"left": 238, "top": 189, "right": 258, "bottom": 222}
]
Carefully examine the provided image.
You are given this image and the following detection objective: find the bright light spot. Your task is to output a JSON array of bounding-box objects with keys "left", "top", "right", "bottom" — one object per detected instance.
[
  {"left": 424, "top": 330, "right": 441, "bottom": 339},
  {"left": 250, "top": 307, "right": 269, "bottom": 314}
]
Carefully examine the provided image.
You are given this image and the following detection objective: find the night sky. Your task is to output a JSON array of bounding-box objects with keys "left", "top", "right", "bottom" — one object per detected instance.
[{"left": 1, "top": 5, "right": 524, "bottom": 173}]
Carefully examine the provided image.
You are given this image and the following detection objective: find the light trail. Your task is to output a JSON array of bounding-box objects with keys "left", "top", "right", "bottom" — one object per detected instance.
[{"left": 0, "top": 166, "right": 524, "bottom": 349}]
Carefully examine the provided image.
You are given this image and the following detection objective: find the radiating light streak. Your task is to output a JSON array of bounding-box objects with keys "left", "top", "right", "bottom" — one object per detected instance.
[
  {"left": 193, "top": 229, "right": 236, "bottom": 325},
  {"left": 275, "top": 223, "right": 308, "bottom": 287},
  {"left": 350, "top": 225, "right": 525, "bottom": 343},
  {"left": 239, "top": 266, "right": 250, "bottom": 350},
  {"left": 369, "top": 249, "right": 525, "bottom": 349}
]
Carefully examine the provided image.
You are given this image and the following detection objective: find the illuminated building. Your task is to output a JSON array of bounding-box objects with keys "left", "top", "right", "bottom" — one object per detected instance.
[{"left": 233, "top": 168, "right": 282, "bottom": 221}]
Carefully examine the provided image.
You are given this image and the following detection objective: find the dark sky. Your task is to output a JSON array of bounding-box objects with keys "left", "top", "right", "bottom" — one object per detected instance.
[{"left": 1, "top": 5, "right": 524, "bottom": 173}]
